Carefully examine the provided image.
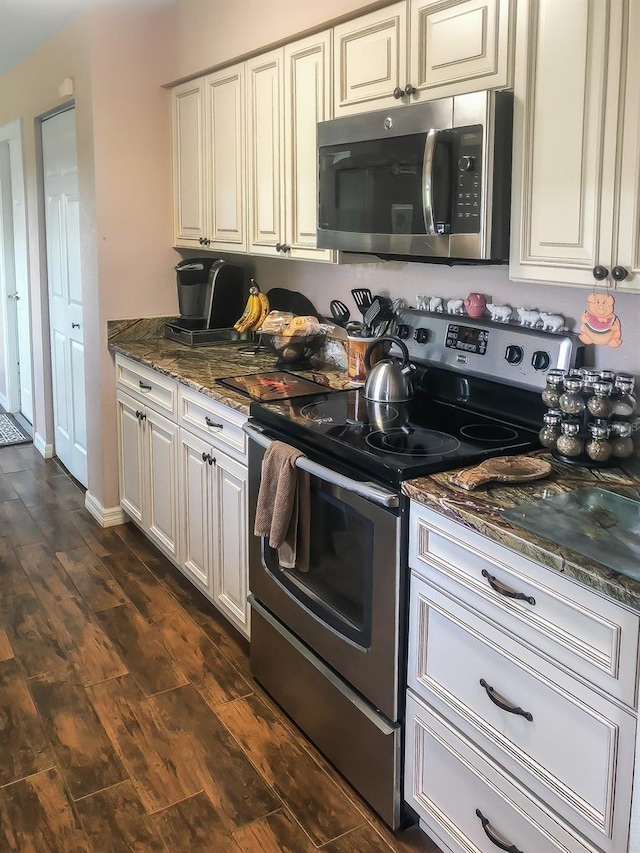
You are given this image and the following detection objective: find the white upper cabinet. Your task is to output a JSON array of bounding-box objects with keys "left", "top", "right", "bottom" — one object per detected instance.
[
  {"left": 247, "top": 31, "right": 333, "bottom": 261},
  {"left": 510, "top": 0, "right": 640, "bottom": 290},
  {"left": 172, "top": 79, "right": 206, "bottom": 247},
  {"left": 334, "top": 0, "right": 513, "bottom": 115},
  {"left": 173, "top": 63, "right": 246, "bottom": 251}
]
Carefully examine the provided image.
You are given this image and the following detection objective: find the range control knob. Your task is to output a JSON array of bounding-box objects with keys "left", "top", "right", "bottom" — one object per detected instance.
[
  {"left": 505, "top": 345, "right": 523, "bottom": 365},
  {"left": 458, "top": 155, "right": 475, "bottom": 172},
  {"left": 396, "top": 323, "right": 411, "bottom": 340},
  {"left": 414, "top": 327, "right": 430, "bottom": 345},
  {"left": 532, "top": 350, "right": 551, "bottom": 371}
]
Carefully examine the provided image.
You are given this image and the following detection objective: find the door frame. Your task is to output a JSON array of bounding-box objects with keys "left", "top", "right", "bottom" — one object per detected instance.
[{"left": 0, "top": 118, "right": 32, "bottom": 422}]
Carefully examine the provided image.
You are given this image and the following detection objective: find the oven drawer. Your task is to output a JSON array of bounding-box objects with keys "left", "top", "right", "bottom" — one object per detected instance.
[
  {"left": 405, "top": 692, "right": 600, "bottom": 853},
  {"left": 115, "top": 354, "right": 177, "bottom": 418},
  {"left": 409, "top": 502, "right": 640, "bottom": 708},
  {"left": 408, "top": 574, "right": 635, "bottom": 852},
  {"left": 178, "top": 386, "right": 247, "bottom": 462}
]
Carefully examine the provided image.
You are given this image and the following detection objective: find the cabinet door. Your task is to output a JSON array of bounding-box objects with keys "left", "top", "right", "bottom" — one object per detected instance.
[
  {"left": 247, "top": 49, "right": 285, "bottom": 255},
  {"left": 410, "top": 0, "right": 513, "bottom": 98},
  {"left": 284, "top": 31, "right": 334, "bottom": 262},
  {"left": 613, "top": 0, "right": 640, "bottom": 290},
  {"left": 172, "top": 79, "right": 207, "bottom": 248},
  {"left": 510, "top": 0, "right": 623, "bottom": 286},
  {"left": 211, "top": 448, "right": 249, "bottom": 638},
  {"left": 145, "top": 408, "right": 179, "bottom": 559},
  {"left": 178, "top": 428, "right": 212, "bottom": 593},
  {"left": 333, "top": 1, "right": 408, "bottom": 116},
  {"left": 204, "top": 63, "right": 247, "bottom": 252},
  {"left": 116, "top": 390, "right": 144, "bottom": 525}
]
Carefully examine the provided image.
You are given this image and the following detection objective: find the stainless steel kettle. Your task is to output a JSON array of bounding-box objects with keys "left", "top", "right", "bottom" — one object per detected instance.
[{"left": 363, "top": 336, "right": 415, "bottom": 403}]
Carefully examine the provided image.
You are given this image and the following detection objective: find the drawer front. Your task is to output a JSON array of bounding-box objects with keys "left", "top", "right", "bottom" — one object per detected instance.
[
  {"left": 115, "top": 355, "right": 177, "bottom": 418},
  {"left": 409, "top": 502, "right": 640, "bottom": 707},
  {"left": 178, "top": 386, "right": 247, "bottom": 462},
  {"left": 405, "top": 692, "right": 599, "bottom": 853},
  {"left": 409, "top": 575, "right": 635, "bottom": 851}
]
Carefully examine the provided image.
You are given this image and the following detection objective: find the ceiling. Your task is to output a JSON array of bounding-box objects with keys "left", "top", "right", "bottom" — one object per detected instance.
[{"left": 0, "top": 0, "right": 173, "bottom": 79}]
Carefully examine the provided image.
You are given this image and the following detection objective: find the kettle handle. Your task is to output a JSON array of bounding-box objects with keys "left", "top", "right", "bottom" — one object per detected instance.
[{"left": 364, "top": 336, "right": 410, "bottom": 371}]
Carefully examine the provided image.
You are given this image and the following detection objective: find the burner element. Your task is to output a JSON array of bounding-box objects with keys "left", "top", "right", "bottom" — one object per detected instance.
[
  {"left": 300, "top": 398, "right": 399, "bottom": 428},
  {"left": 459, "top": 423, "right": 519, "bottom": 443},
  {"left": 366, "top": 428, "right": 461, "bottom": 457}
]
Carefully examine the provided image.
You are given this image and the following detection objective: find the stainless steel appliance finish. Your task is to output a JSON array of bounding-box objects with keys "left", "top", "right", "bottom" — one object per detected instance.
[
  {"left": 245, "top": 316, "right": 582, "bottom": 831},
  {"left": 317, "top": 90, "right": 513, "bottom": 261},
  {"left": 364, "top": 336, "right": 415, "bottom": 402}
]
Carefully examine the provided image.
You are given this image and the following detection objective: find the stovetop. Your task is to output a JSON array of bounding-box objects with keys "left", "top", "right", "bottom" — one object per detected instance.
[{"left": 250, "top": 386, "right": 541, "bottom": 487}]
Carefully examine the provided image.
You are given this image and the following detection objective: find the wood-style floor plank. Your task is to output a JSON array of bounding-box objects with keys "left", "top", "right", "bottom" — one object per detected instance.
[
  {"left": 16, "top": 542, "right": 79, "bottom": 605},
  {"left": 67, "top": 509, "right": 129, "bottom": 559},
  {"left": 0, "top": 498, "right": 42, "bottom": 547},
  {"left": 95, "top": 603, "right": 188, "bottom": 696},
  {"left": 0, "top": 471, "right": 18, "bottom": 502},
  {"left": 101, "top": 550, "right": 180, "bottom": 622},
  {"left": 28, "top": 668, "right": 127, "bottom": 800},
  {"left": 56, "top": 545, "right": 128, "bottom": 611},
  {"left": 74, "top": 779, "right": 166, "bottom": 853},
  {"left": 27, "top": 502, "right": 86, "bottom": 552},
  {"left": 0, "top": 447, "right": 30, "bottom": 475},
  {"left": 0, "top": 593, "right": 67, "bottom": 677},
  {"left": 0, "top": 768, "right": 91, "bottom": 853},
  {"left": 0, "top": 627, "right": 13, "bottom": 661},
  {"left": 153, "top": 683, "right": 280, "bottom": 830},
  {"left": 0, "top": 658, "right": 55, "bottom": 786},
  {"left": 232, "top": 809, "right": 316, "bottom": 853},
  {"left": 0, "top": 538, "right": 32, "bottom": 598},
  {"left": 216, "top": 693, "right": 365, "bottom": 846},
  {"left": 322, "top": 823, "right": 397, "bottom": 852},
  {"left": 5, "top": 469, "right": 60, "bottom": 508},
  {"left": 154, "top": 792, "right": 241, "bottom": 853},
  {"left": 87, "top": 674, "right": 203, "bottom": 813},
  {"left": 155, "top": 609, "right": 252, "bottom": 708}
]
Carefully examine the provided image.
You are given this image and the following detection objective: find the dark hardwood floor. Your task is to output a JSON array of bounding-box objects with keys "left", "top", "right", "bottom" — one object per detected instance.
[{"left": 0, "top": 443, "right": 440, "bottom": 853}]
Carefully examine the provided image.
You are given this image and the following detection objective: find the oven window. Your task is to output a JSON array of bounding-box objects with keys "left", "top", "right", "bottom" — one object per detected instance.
[{"left": 262, "top": 482, "right": 373, "bottom": 647}]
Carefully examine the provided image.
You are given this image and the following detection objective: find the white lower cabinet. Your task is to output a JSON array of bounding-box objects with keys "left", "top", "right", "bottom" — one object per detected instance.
[
  {"left": 178, "top": 428, "right": 250, "bottom": 637},
  {"left": 406, "top": 501, "right": 639, "bottom": 853},
  {"left": 116, "top": 357, "right": 250, "bottom": 637},
  {"left": 116, "top": 388, "right": 179, "bottom": 560}
]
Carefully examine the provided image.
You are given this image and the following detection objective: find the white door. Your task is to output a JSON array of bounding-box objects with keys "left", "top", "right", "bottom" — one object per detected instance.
[
  {"left": 42, "top": 108, "right": 87, "bottom": 485},
  {"left": 0, "top": 121, "right": 32, "bottom": 423}
]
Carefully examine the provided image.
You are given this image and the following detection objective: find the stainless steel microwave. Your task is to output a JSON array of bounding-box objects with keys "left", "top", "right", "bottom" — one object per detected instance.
[{"left": 317, "top": 90, "right": 513, "bottom": 262}]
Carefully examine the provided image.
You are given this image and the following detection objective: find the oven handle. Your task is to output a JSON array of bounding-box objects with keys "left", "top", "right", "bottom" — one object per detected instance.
[{"left": 243, "top": 422, "right": 399, "bottom": 509}]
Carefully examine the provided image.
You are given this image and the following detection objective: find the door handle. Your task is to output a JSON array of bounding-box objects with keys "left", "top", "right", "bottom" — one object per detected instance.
[
  {"left": 71, "top": 322, "right": 80, "bottom": 328},
  {"left": 7, "top": 292, "right": 20, "bottom": 300}
]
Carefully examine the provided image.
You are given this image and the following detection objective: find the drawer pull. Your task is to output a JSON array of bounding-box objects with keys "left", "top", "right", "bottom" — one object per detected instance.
[
  {"left": 139, "top": 381, "right": 152, "bottom": 390},
  {"left": 481, "top": 569, "right": 535, "bottom": 605},
  {"left": 479, "top": 678, "right": 533, "bottom": 722},
  {"left": 205, "top": 417, "right": 224, "bottom": 429},
  {"left": 475, "top": 809, "right": 524, "bottom": 853}
]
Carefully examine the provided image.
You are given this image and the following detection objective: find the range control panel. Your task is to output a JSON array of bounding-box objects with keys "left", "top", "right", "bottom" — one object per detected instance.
[{"left": 394, "top": 309, "right": 583, "bottom": 392}]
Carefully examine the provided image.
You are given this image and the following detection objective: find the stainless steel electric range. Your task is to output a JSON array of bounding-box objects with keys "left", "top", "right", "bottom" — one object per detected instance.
[{"left": 244, "top": 311, "right": 583, "bottom": 829}]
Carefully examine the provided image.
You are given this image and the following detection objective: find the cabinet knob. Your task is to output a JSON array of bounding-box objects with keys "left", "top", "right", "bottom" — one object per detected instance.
[
  {"left": 592, "top": 265, "right": 609, "bottom": 281},
  {"left": 275, "top": 242, "right": 283, "bottom": 252},
  {"left": 281, "top": 243, "right": 290, "bottom": 253},
  {"left": 208, "top": 455, "right": 215, "bottom": 466},
  {"left": 404, "top": 83, "right": 416, "bottom": 96},
  {"left": 135, "top": 410, "right": 143, "bottom": 420},
  {"left": 392, "top": 86, "right": 404, "bottom": 99},
  {"left": 612, "top": 265, "right": 629, "bottom": 282}
]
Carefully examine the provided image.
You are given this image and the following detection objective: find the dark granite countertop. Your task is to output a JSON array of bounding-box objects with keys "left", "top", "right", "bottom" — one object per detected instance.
[
  {"left": 107, "top": 318, "right": 352, "bottom": 414},
  {"left": 402, "top": 454, "right": 640, "bottom": 612}
]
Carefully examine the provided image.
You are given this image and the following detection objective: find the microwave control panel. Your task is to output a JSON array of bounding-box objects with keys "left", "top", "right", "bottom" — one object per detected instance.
[{"left": 453, "top": 125, "right": 483, "bottom": 234}]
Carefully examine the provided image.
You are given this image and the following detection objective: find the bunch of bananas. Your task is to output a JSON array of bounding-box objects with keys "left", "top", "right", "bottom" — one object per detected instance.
[{"left": 234, "top": 285, "right": 270, "bottom": 333}]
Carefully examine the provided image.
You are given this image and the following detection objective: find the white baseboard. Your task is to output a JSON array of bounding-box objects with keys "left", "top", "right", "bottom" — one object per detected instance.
[
  {"left": 85, "top": 491, "right": 128, "bottom": 528},
  {"left": 34, "top": 433, "right": 54, "bottom": 458}
]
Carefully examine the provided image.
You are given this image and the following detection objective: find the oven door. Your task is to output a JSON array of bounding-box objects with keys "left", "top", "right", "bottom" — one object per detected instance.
[{"left": 245, "top": 422, "right": 405, "bottom": 721}]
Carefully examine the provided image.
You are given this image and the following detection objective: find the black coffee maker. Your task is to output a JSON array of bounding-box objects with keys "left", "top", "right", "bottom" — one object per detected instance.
[{"left": 165, "top": 258, "right": 250, "bottom": 346}]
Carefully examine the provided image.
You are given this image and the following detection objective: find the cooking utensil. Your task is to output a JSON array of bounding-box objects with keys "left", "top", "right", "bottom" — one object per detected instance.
[
  {"left": 330, "top": 299, "right": 350, "bottom": 327},
  {"left": 362, "top": 296, "right": 394, "bottom": 336},
  {"left": 351, "top": 288, "right": 373, "bottom": 318},
  {"left": 363, "top": 336, "right": 415, "bottom": 403},
  {"left": 450, "top": 457, "right": 552, "bottom": 491}
]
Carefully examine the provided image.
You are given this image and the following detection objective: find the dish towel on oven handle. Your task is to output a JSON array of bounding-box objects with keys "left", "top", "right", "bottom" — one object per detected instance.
[{"left": 254, "top": 440, "right": 310, "bottom": 571}]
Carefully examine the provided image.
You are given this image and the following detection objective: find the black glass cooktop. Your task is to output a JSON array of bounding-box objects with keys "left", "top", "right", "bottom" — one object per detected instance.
[{"left": 249, "top": 388, "right": 541, "bottom": 486}]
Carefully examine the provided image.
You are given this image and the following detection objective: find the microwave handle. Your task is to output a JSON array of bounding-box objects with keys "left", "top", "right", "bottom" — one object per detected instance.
[
  {"left": 243, "top": 422, "right": 399, "bottom": 509},
  {"left": 422, "top": 129, "right": 440, "bottom": 236}
]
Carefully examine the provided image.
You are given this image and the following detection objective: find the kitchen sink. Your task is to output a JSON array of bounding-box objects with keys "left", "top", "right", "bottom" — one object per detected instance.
[{"left": 502, "top": 487, "right": 640, "bottom": 580}]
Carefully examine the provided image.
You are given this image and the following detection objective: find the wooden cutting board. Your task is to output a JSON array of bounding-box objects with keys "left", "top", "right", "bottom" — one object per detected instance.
[{"left": 450, "top": 456, "right": 552, "bottom": 491}]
